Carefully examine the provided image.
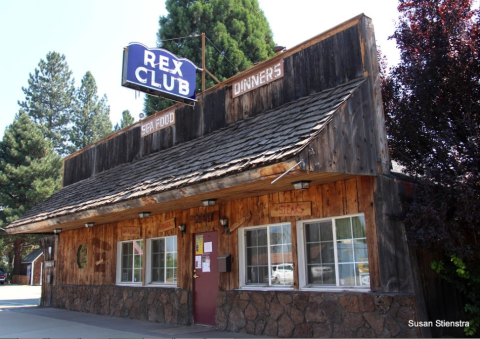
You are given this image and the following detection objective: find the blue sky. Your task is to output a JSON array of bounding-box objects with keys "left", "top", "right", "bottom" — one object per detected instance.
[{"left": 0, "top": 0, "right": 400, "bottom": 140}]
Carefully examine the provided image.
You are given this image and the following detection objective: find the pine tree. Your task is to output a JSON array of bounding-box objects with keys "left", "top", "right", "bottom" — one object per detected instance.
[
  {"left": 0, "top": 111, "right": 62, "bottom": 226},
  {"left": 114, "top": 110, "right": 136, "bottom": 131},
  {"left": 144, "top": 0, "right": 276, "bottom": 115},
  {"left": 68, "top": 71, "right": 113, "bottom": 153},
  {"left": 18, "top": 52, "right": 75, "bottom": 156},
  {"left": 0, "top": 111, "right": 63, "bottom": 276}
]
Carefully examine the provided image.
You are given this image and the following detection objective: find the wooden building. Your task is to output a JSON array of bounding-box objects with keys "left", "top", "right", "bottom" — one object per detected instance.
[
  {"left": 21, "top": 249, "right": 44, "bottom": 285},
  {"left": 6, "top": 15, "right": 429, "bottom": 338}
]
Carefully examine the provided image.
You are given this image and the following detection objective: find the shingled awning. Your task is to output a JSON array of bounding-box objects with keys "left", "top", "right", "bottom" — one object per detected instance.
[{"left": 6, "top": 77, "right": 366, "bottom": 233}]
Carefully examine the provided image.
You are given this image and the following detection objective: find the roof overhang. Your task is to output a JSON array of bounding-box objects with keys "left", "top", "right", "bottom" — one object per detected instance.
[{"left": 6, "top": 159, "right": 356, "bottom": 234}]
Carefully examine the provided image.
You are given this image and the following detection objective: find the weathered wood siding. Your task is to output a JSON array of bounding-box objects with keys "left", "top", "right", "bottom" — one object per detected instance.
[
  {"left": 63, "top": 16, "right": 388, "bottom": 187},
  {"left": 55, "top": 177, "right": 384, "bottom": 292}
]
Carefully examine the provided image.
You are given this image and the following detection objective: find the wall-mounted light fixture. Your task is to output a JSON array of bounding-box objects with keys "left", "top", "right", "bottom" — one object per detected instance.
[
  {"left": 202, "top": 199, "right": 217, "bottom": 207},
  {"left": 138, "top": 212, "right": 151, "bottom": 219},
  {"left": 178, "top": 224, "right": 186, "bottom": 237},
  {"left": 53, "top": 228, "right": 62, "bottom": 234},
  {"left": 85, "top": 222, "right": 95, "bottom": 228},
  {"left": 274, "top": 45, "right": 286, "bottom": 53},
  {"left": 220, "top": 218, "right": 230, "bottom": 235},
  {"left": 292, "top": 180, "right": 311, "bottom": 190}
]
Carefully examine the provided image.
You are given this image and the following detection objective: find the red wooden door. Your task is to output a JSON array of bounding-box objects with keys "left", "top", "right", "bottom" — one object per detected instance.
[{"left": 193, "top": 231, "right": 218, "bottom": 325}]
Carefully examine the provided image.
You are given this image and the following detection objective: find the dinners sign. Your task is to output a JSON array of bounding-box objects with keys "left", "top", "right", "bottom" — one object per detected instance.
[
  {"left": 122, "top": 43, "right": 199, "bottom": 103},
  {"left": 232, "top": 60, "right": 284, "bottom": 98}
]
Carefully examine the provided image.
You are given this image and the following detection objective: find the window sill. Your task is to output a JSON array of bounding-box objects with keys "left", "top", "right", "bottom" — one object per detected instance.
[
  {"left": 299, "top": 286, "right": 370, "bottom": 292},
  {"left": 237, "top": 286, "right": 295, "bottom": 292}
]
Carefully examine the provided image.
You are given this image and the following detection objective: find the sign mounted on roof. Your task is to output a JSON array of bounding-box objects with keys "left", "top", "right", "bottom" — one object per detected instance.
[
  {"left": 122, "top": 43, "right": 199, "bottom": 104},
  {"left": 232, "top": 60, "right": 284, "bottom": 98},
  {"left": 141, "top": 109, "right": 175, "bottom": 137}
]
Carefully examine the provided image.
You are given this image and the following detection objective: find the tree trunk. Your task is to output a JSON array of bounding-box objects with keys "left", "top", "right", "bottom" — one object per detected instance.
[{"left": 13, "top": 237, "right": 23, "bottom": 275}]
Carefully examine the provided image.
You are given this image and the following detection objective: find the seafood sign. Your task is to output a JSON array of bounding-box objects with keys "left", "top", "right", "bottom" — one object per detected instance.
[{"left": 122, "top": 43, "right": 199, "bottom": 102}]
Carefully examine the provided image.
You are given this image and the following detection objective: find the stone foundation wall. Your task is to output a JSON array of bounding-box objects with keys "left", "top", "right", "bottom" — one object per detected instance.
[
  {"left": 215, "top": 290, "right": 420, "bottom": 338},
  {"left": 52, "top": 285, "right": 190, "bottom": 325}
]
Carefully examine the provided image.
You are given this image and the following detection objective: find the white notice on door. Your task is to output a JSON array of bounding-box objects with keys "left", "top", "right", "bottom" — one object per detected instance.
[
  {"left": 202, "top": 255, "right": 211, "bottom": 272},
  {"left": 204, "top": 242, "right": 212, "bottom": 253}
]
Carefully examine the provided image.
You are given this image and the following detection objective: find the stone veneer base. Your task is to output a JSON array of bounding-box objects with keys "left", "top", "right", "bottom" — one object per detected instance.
[
  {"left": 52, "top": 285, "right": 191, "bottom": 325},
  {"left": 215, "top": 290, "right": 420, "bottom": 338},
  {"left": 51, "top": 285, "right": 420, "bottom": 338}
]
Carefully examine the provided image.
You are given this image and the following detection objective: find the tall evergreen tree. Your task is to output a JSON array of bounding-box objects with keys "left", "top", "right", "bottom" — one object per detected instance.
[
  {"left": 18, "top": 52, "right": 75, "bottom": 156},
  {"left": 144, "top": 0, "right": 276, "bottom": 115},
  {"left": 0, "top": 111, "right": 62, "bottom": 226},
  {"left": 0, "top": 111, "right": 63, "bottom": 276},
  {"left": 114, "top": 110, "right": 136, "bottom": 131},
  {"left": 68, "top": 71, "right": 112, "bottom": 153}
]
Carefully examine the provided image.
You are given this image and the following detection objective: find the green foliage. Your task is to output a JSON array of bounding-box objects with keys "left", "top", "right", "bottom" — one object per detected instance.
[
  {"left": 114, "top": 110, "right": 136, "bottom": 131},
  {"left": 68, "top": 71, "right": 112, "bottom": 153},
  {"left": 0, "top": 111, "right": 62, "bottom": 226},
  {"left": 18, "top": 52, "right": 75, "bottom": 156},
  {"left": 431, "top": 255, "right": 480, "bottom": 336},
  {"left": 144, "top": 0, "right": 276, "bottom": 115},
  {"left": 0, "top": 112, "right": 62, "bottom": 273}
]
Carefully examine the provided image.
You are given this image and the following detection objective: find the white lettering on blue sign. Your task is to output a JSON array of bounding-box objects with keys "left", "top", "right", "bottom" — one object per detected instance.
[{"left": 122, "top": 43, "right": 198, "bottom": 102}]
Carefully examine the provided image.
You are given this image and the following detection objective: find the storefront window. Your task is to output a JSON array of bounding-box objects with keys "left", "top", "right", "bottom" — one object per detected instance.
[
  {"left": 298, "top": 214, "right": 369, "bottom": 288},
  {"left": 118, "top": 239, "right": 143, "bottom": 284},
  {"left": 146, "top": 236, "right": 177, "bottom": 285},
  {"left": 240, "top": 223, "right": 293, "bottom": 287}
]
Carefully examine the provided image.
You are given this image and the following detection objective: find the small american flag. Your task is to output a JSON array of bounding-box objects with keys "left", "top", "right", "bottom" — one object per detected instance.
[{"left": 133, "top": 240, "right": 143, "bottom": 255}]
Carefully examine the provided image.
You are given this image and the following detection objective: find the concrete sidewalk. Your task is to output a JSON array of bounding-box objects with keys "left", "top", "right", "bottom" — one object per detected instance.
[
  {"left": 0, "top": 285, "right": 268, "bottom": 338},
  {"left": 0, "top": 306, "right": 266, "bottom": 338}
]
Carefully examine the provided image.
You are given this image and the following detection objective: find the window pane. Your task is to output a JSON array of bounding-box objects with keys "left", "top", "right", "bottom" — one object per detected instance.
[
  {"left": 321, "top": 242, "right": 335, "bottom": 264},
  {"left": 319, "top": 221, "right": 333, "bottom": 241},
  {"left": 354, "top": 239, "right": 368, "bottom": 262},
  {"left": 152, "top": 268, "right": 164, "bottom": 282},
  {"left": 247, "top": 248, "right": 258, "bottom": 265},
  {"left": 307, "top": 243, "right": 321, "bottom": 264},
  {"left": 338, "top": 263, "right": 355, "bottom": 286},
  {"left": 270, "top": 225, "right": 283, "bottom": 245},
  {"left": 352, "top": 216, "right": 366, "bottom": 238},
  {"left": 357, "top": 263, "right": 370, "bottom": 286},
  {"left": 166, "top": 237, "right": 176, "bottom": 251},
  {"left": 247, "top": 266, "right": 268, "bottom": 284},
  {"left": 336, "top": 218, "right": 352, "bottom": 240},
  {"left": 134, "top": 268, "right": 142, "bottom": 283},
  {"left": 337, "top": 240, "right": 354, "bottom": 263},
  {"left": 121, "top": 268, "right": 132, "bottom": 282},
  {"left": 305, "top": 223, "right": 319, "bottom": 242},
  {"left": 134, "top": 254, "right": 143, "bottom": 269},
  {"left": 166, "top": 268, "right": 176, "bottom": 284}
]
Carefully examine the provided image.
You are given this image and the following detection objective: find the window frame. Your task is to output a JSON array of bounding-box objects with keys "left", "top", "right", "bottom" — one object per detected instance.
[
  {"left": 145, "top": 235, "right": 178, "bottom": 287},
  {"left": 296, "top": 213, "right": 370, "bottom": 290},
  {"left": 116, "top": 238, "right": 144, "bottom": 286},
  {"left": 238, "top": 222, "right": 294, "bottom": 289}
]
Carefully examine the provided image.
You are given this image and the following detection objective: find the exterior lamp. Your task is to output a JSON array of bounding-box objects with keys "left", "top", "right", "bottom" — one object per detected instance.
[
  {"left": 220, "top": 218, "right": 230, "bottom": 235},
  {"left": 202, "top": 199, "right": 217, "bottom": 207},
  {"left": 53, "top": 228, "right": 62, "bottom": 234},
  {"left": 178, "top": 224, "right": 186, "bottom": 237},
  {"left": 292, "top": 180, "right": 311, "bottom": 190},
  {"left": 138, "top": 212, "right": 151, "bottom": 219},
  {"left": 85, "top": 222, "right": 95, "bottom": 228},
  {"left": 274, "top": 45, "right": 286, "bottom": 53}
]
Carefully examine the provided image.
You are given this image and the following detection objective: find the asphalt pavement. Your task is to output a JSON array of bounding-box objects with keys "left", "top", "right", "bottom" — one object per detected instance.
[{"left": 0, "top": 284, "right": 267, "bottom": 338}]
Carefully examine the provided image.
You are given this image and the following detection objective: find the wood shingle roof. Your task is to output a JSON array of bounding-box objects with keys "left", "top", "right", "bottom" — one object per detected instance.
[{"left": 8, "top": 77, "right": 366, "bottom": 230}]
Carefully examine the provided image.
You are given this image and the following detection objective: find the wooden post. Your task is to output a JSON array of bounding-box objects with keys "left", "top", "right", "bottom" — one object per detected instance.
[{"left": 202, "top": 32, "right": 206, "bottom": 92}]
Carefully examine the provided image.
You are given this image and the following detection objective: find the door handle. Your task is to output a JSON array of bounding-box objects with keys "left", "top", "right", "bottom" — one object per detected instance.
[{"left": 193, "top": 274, "right": 199, "bottom": 279}]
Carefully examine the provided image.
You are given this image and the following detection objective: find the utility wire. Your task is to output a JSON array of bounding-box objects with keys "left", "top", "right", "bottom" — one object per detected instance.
[
  {"left": 205, "top": 35, "right": 238, "bottom": 73},
  {"left": 158, "top": 34, "right": 201, "bottom": 42},
  {"left": 157, "top": 33, "right": 238, "bottom": 74}
]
